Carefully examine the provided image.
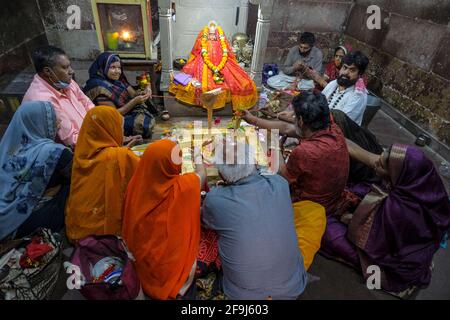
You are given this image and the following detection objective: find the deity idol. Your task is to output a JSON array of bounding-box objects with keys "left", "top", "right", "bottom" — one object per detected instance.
[{"left": 169, "top": 21, "right": 258, "bottom": 111}]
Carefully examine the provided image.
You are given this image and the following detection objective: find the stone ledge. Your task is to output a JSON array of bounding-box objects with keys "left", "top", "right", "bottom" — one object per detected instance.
[
  {"left": 163, "top": 92, "right": 234, "bottom": 117},
  {"left": 378, "top": 94, "right": 450, "bottom": 160}
]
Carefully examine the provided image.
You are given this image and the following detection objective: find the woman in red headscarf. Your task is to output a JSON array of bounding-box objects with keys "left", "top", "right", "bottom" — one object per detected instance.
[{"left": 309, "top": 45, "right": 368, "bottom": 90}]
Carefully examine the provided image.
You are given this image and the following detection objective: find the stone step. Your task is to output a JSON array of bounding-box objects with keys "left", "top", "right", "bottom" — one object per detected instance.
[{"left": 163, "top": 92, "right": 234, "bottom": 117}]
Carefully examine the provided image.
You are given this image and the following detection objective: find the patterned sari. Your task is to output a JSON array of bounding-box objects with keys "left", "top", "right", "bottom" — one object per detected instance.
[
  {"left": 0, "top": 102, "right": 67, "bottom": 240},
  {"left": 84, "top": 52, "right": 155, "bottom": 139}
]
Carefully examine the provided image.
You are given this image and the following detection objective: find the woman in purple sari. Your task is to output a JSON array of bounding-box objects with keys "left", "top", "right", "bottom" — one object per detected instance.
[{"left": 321, "top": 142, "right": 450, "bottom": 296}]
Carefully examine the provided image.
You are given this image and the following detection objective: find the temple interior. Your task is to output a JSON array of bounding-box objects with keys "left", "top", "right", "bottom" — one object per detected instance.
[{"left": 0, "top": 0, "right": 449, "bottom": 301}]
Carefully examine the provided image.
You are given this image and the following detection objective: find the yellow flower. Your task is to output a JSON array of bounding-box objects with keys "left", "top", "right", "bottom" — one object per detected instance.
[{"left": 201, "top": 24, "right": 228, "bottom": 75}]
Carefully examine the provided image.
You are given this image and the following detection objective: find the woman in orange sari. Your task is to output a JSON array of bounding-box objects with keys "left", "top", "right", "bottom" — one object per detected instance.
[
  {"left": 122, "top": 139, "right": 206, "bottom": 300},
  {"left": 65, "top": 106, "right": 140, "bottom": 242},
  {"left": 169, "top": 21, "right": 257, "bottom": 110}
]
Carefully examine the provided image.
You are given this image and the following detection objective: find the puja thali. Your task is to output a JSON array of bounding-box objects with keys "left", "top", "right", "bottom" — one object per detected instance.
[{"left": 131, "top": 123, "right": 271, "bottom": 176}]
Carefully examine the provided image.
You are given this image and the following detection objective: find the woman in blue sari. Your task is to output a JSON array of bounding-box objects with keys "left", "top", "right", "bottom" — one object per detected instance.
[
  {"left": 84, "top": 52, "right": 156, "bottom": 139},
  {"left": 0, "top": 101, "right": 72, "bottom": 240}
]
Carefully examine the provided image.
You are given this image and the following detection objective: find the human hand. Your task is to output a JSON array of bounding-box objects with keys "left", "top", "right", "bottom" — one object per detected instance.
[
  {"left": 260, "top": 108, "right": 277, "bottom": 118},
  {"left": 303, "top": 66, "right": 314, "bottom": 76},
  {"left": 142, "top": 85, "right": 152, "bottom": 97},
  {"left": 132, "top": 93, "right": 151, "bottom": 106},
  {"left": 132, "top": 135, "right": 144, "bottom": 144},
  {"left": 277, "top": 110, "right": 295, "bottom": 119},
  {"left": 293, "top": 60, "right": 306, "bottom": 72},
  {"left": 124, "top": 135, "right": 143, "bottom": 148},
  {"left": 240, "top": 110, "right": 257, "bottom": 125},
  {"left": 306, "top": 67, "right": 320, "bottom": 80}
]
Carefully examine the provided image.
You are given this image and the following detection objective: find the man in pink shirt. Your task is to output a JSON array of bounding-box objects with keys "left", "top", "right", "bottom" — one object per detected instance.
[{"left": 23, "top": 46, "right": 94, "bottom": 148}]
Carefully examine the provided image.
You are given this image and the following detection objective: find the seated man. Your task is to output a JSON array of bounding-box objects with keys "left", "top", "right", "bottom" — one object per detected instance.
[
  {"left": 267, "top": 32, "right": 323, "bottom": 91},
  {"left": 321, "top": 51, "right": 369, "bottom": 125},
  {"left": 23, "top": 46, "right": 94, "bottom": 148},
  {"left": 201, "top": 141, "right": 307, "bottom": 300},
  {"left": 242, "top": 92, "right": 358, "bottom": 217}
]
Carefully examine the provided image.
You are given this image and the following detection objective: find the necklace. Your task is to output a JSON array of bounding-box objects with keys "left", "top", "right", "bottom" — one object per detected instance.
[
  {"left": 201, "top": 26, "right": 228, "bottom": 84},
  {"left": 328, "top": 88, "right": 346, "bottom": 109}
]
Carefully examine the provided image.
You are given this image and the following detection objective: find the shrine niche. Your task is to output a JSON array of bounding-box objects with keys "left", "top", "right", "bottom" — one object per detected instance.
[
  {"left": 157, "top": 0, "right": 275, "bottom": 117},
  {"left": 169, "top": 21, "right": 258, "bottom": 112},
  {"left": 91, "top": 0, "right": 153, "bottom": 59}
]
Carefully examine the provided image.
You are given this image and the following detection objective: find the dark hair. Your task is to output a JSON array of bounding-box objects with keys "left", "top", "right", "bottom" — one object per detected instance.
[
  {"left": 342, "top": 51, "right": 369, "bottom": 75},
  {"left": 292, "top": 92, "right": 330, "bottom": 131},
  {"left": 32, "top": 45, "right": 67, "bottom": 73},
  {"left": 299, "top": 32, "right": 316, "bottom": 46},
  {"left": 334, "top": 46, "right": 346, "bottom": 56}
]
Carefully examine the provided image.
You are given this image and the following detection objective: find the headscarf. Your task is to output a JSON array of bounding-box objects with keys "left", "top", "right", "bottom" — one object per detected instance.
[
  {"left": 65, "top": 106, "right": 139, "bottom": 242},
  {"left": 336, "top": 45, "right": 348, "bottom": 56},
  {"left": 349, "top": 144, "right": 450, "bottom": 291},
  {"left": 0, "top": 101, "right": 67, "bottom": 240},
  {"left": 83, "top": 52, "right": 131, "bottom": 107},
  {"left": 122, "top": 139, "right": 201, "bottom": 299}
]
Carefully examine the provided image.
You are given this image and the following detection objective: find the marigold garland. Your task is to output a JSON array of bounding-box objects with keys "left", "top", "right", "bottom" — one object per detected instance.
[{"left": 201, "top": 25, "right": 228, "bottom": 84}]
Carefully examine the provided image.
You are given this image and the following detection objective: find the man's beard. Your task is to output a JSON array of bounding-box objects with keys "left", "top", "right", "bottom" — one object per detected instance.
[
  {"left": 337, "top": 75, "right": 357, "bottom": 88},
  {"left": 299, "top": 49, "right": 310, "bottom": 57}
]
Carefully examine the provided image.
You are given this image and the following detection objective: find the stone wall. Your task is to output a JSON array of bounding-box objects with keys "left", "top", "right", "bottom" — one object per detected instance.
[
  {"left": 344, "top": 0, "right": 450, "bottom": 146},
  {"left": 247, "top": 0, "right": 450, "bottom": 147},
  {"left": 0, "top": 0, "right": 48, "bottom": 80},
  {"left": 37, "top": 0, "right": 160, "bottom": 61},
  {"left": 247, "top": 0, "right": 354, "bottom": 66},
  {"left": 37, "top": 0, "right": 100, "bottom": 60}
]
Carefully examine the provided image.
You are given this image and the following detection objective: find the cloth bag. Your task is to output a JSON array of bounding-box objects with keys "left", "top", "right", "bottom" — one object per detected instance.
[
  {"left": 69, "top": 234, "right": 142, "bottom": 300},
  {"left": 262, "top": 63, "right": 279, "bottom": 85}
]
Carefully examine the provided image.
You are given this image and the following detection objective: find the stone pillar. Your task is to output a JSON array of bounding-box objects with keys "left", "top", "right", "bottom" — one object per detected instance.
[
  {"left": 249, "top": 0, "right": 274, "bottom": 89},
  {"left": 237, "top": 0, "right": 249, "bottom": 34},
  {"left": 158, "top": 0, "right": 173, "bottom": 91}
]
